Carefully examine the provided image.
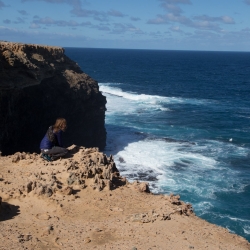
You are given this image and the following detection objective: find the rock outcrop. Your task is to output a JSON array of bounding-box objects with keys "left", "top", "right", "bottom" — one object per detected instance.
[
  {"left": 0, "top": 41, "right": 106, "bottom": 155},
  {"left": 0, "top": 147, "right": 249, "bottom": 250},
  {"left": 0, "top": 145, "right": 148, "bottom": 201}
]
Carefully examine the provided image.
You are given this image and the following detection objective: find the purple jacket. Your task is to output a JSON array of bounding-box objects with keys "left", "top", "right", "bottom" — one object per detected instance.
[{"left": 40, "top": 127, "right": 63, "bottom": 150}]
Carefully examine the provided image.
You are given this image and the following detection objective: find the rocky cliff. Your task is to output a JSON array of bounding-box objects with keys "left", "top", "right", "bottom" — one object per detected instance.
[{"left": 0, "top": 41, "right": 106, "bottom": 155}]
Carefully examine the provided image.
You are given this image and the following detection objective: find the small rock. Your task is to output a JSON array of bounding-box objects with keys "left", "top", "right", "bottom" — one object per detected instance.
[
  {"left": 35, "top": 213, "right": 51, "bottom": 220},
  {"left": 24, "top": 235, "right": 32, "bottom": 241},
  {"left": 61, "top": 186, "right": 73, "bottom": 195},
  {"left": 84, "top": 238, "right": 91, "bottom": 243}
]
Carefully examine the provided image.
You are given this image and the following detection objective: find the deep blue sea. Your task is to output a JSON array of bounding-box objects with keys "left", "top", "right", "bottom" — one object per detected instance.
[{"left": 65, "top": 48, "right": 250, "bottom": 242}]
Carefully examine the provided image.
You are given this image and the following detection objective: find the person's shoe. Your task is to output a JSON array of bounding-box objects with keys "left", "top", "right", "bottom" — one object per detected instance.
[
  {"left": 41, "top": 153, "right": 47, "bottom": 161},
  {"left": 41, "top": 153, "right": 52, "bottom": 162}
]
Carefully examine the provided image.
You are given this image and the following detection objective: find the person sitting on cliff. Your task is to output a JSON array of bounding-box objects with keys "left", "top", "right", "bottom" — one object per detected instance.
[{"left": 40, "top": 118, "right": 68, "bottom": 161}]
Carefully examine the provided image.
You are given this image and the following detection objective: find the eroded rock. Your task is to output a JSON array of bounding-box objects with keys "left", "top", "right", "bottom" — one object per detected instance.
[{"left": 131, "top": 180, "right": 150, "bottom": 193}]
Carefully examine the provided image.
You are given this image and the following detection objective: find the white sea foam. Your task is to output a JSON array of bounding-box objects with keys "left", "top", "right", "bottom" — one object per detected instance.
[
  {"left": 226, "top": 227, "right": 235, "bottom": 234},
  {"left": 99, "top": 83, "right": 206, "bottom": 114},
  {"left": 106, "top": 130, "right": 249, "bottom": 200},
  {"left": 194, "top": 201, "right": 214, "bottom": 215},
  {"left": 101, "top": 84, "right": 248, "bottom": 196},
  {"left": 243, "top": 226, "right": 250, "bottom": 234},
  {"left": 236, "top": 115, "right": 250, "bottom": 119},
  {"left": 100, "top": 86, "right": 163, "bottom": 117},
  {"left": 112, "top": 138, "right": 227, "bottom": 196},
  {"left": 227, "top": 217, "right": 250, "bottom": 223}
]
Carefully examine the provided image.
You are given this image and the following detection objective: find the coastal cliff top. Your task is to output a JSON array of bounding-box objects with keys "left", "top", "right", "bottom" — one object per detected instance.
[
  {"left": 0, "top": 41, "right": 82, "bottom": 89},
  {"left": 0, "top": 41, "right": 63, "bottom": 53},
  {"left": 0, "top": 146, "right": 249, "bottom": 249}
]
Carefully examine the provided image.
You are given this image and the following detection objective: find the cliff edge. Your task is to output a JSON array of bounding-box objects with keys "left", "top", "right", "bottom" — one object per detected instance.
[
  {"left": 0, "top": 41, "right": 106, "bottom": 155},
  {"left": 0, "top": 146, "right": 249, "bottom": 249}
]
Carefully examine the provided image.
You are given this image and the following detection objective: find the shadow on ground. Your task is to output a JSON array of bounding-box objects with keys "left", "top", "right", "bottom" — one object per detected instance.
[{"left": 0, "top": 201, "right": 20, "bottom": 222}]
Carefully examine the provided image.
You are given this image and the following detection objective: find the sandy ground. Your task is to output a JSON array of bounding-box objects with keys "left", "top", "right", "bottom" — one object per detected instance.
[{"left": 0, "top": 146, "right": 249, "bottom": 250}]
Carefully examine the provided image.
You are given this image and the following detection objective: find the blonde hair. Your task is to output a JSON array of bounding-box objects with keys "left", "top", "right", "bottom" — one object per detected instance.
[{"left": 53, "top": 118, "right": 67, "bottom": 132}]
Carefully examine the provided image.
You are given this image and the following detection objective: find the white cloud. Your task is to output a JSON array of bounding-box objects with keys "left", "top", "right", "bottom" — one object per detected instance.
[
  {"left": 71, "top": 8, "right": 128, "bottom": 22},
  {"left": 149, "top": 31, "right": 164, "bottom": 38},
  {"left": 0, "top": 0, "right": 7, "bottom": 9},
  {"left": 18, "top": 10, "right": 29, "bottom": 15},
  {"left": 21, "top": 0, "right": 81, "bottom": 5},
  {"left": 170, "top": 25, "right": 182, "bottom": 32},
  {"left": 161, "top": 3, "right": 183, "bottom": 14},
  {"left": 21, "top": 0, "right": 123, "bottom": 22},
  {"left": 148, "top": 3, "right": 235, "bottom": 35},
  {"left": 194, "top": 15, "right": 235, "bottom": 24},
  {"left": 221, "top": 16, "right": 235, "bottom": 24},
  {"left": 159, "top": 0, "right": 191, "bottom": 4},
  {"left": 166, "top": 13, "right": 190, "bottom": 24},
  {"left": 111, "top": 23, "right": 144, "bottom": 35},
  {"left": 0, "top": 25, "right": 88, "bottom": 44},
  {"left": 14, "top": 17, "right": 25, "bottom": 24},
  {"left": 92, "top": 25, "right": 110, "bottom": 31},
  {"left": 107, "top": 9, "right": 126, "bottom": 17},
  {"left": 1, "top": 0, "right": 248, "bottom": 51},
  {"left": 33, "top": 16, "right": 92, "bottom": 27},
  {"left": 193, "top": 20, "right": 220, "bottom": 31},
  {"left": 148, "top": 13, "right": 191, "bottom": 26},
  {"left": 29, "top": 23, "right": 40, "bottom": 29},
  {"left": 148, "top": 0, "right": 192, "bottom": 27},
  {"left": 147, "top": 16, "right": 169, "bottom": 24},
  {"left": 131, "top": 17, "right": 140, "bottom": 22},
  {"left": 3, "top": 19, "right": 11, "bottom": 24},
  {"left": 159, "top": 0, "right": 191, "bottom": 14}
]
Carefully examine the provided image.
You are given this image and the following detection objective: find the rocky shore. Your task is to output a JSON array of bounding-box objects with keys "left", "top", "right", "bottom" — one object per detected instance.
[{"left": 0, "top": 146, "right": 249, "bottom": 249}]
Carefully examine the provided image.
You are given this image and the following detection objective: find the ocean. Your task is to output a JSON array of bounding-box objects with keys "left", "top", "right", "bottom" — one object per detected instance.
[{"left": 65, "top": 48, "right": 250, "bottom": 241}]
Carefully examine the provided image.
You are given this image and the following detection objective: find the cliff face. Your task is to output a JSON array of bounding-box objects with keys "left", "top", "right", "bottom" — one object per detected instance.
[{"left": 0, "top": 41, "right": 106, "bottom": 155}]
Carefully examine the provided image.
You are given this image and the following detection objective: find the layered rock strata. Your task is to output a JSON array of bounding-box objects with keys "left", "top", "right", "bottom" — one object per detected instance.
[{"left": 0, "top": 41, "right": 106, "bottom": 155}]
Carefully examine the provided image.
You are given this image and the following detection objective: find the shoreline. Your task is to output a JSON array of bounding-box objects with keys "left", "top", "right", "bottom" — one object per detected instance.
[{"left": 0, "top": 146, "right": 249, "bottom": 249}]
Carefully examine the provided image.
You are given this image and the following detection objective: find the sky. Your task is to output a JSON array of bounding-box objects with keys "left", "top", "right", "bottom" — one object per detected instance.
[{"left": 0, "top": 0, "right": 250, "bottom": 51}]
